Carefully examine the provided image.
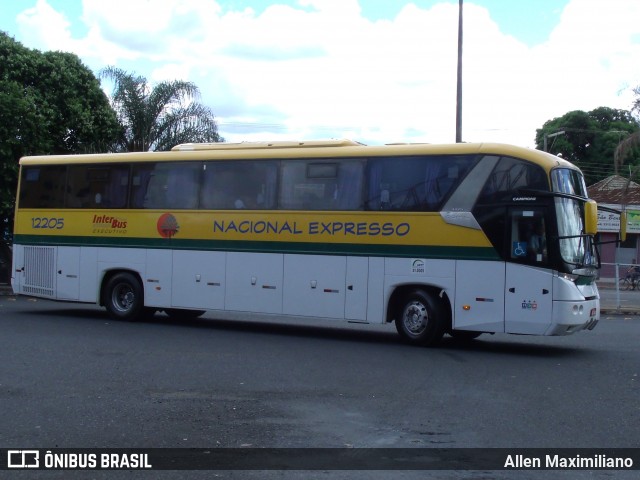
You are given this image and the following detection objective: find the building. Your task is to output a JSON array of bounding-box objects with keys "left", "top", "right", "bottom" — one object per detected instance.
[{"left": 588, "top": 175, "right": 640, "bottom": 278}]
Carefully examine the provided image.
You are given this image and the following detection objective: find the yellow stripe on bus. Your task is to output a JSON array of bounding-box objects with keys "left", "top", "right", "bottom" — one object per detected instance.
[{"left": 15, "top": 210, "right": 493, "bottom": 248}]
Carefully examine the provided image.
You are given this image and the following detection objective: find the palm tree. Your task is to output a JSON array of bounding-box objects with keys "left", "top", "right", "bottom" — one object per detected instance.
[
  {"left": 99, "top": 66, "right": 223, "bottom": 152},
  {"left": 614, "top": 85, "right": 640, "bottom": 173},
  {"left": 614, "top": 130, "right": 640, "bottom": 173}
]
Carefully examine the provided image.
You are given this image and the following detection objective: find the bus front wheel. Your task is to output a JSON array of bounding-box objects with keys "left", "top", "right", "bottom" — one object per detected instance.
[
  {"left": 395, "top": 289, "right": 445, "bottom": 346},
  {"left": 104, "top": 272, "right": 144, "bottom": 321}
]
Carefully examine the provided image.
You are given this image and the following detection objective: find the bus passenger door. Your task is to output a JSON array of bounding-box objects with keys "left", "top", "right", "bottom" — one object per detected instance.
[
  {"left": 503, "top": 207, "right": 553, "bottom": 334},
  {"left": 504, "top": 264, "right": 552, "bottom": 334}
]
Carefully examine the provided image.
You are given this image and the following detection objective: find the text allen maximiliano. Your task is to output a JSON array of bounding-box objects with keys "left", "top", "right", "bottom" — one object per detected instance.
[{"left": 504, "top": 454, "right": 634, "bottom": 469}]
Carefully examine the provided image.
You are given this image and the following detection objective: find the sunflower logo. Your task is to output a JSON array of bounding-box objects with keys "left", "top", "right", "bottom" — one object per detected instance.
[{"left": 157, "top": 213, "right": 179, "bottom": 238}]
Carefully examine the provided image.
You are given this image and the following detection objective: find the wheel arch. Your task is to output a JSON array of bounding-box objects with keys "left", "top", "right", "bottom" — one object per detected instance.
[
  {"left": 99, "top": 268, "right": 144, "bottom": 307},
  {"left": 386, "top": 283, "right": 452, "bottom": 329}
]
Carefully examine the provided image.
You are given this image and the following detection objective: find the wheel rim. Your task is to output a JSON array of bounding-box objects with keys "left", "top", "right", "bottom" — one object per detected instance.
[
  {"left": 112, "top": 282, "right": 135, "bottom": 313},
  {"left": 402, "top": 300, "right": 428, "bottom": 337}
]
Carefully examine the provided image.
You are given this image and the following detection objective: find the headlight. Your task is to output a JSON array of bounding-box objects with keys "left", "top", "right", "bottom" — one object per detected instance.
[
  {"left": 572, "top": 267, "right": 597, "bottom": 277},
  {"left": 561, "top": 273, "right": 578, "bottom": 282}
]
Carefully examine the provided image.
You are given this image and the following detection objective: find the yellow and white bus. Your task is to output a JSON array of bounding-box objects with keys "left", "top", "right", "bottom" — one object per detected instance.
[{"left": 12, "top": 140, "right": 601, "bottom": 346}]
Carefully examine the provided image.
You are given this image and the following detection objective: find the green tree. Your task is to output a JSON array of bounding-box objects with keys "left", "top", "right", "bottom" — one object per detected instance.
[
  {"left": 535, "top": 107, "right": 640, "bottom": 185},
  {"left": 0, "top": 32, "right": 121, "bottom": 239},
  {"left": 100, "top": 67, "right": 223, "bottom": 152}
]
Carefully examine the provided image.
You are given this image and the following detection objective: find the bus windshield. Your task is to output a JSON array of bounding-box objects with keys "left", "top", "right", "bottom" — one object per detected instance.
[{"left": 552, "top": 168, "right": 597, "bottom": 269}]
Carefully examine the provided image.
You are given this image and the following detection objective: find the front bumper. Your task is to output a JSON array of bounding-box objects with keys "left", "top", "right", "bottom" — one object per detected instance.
[{"left": 546, "top": 298, "right": 600, "bottom": 335}]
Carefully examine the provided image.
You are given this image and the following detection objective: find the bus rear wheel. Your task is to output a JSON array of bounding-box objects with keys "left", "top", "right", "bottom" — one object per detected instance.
[
  {"left": 104, "top": 272, "right": 144, "bottom": 321},
  {"left": 395, "top": 289, "right": 445, "bottom": 346}
]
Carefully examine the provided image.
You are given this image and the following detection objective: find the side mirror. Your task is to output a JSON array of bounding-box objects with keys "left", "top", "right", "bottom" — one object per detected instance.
[
  {"left": 584, "top": 200, "right": 598, "bottom": 236},
  {"left": 620, "top": 211, "right": 628, "bottom": 242}
]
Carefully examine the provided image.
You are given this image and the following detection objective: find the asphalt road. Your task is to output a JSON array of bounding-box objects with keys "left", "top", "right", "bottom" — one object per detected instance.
[{"left": 1, "top": 296, "right": 639, "bottom": 479}]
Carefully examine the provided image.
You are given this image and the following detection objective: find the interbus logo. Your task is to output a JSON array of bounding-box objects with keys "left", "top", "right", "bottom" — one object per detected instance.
[
  {"left": 7, "top": 450, "right": 40, "bottom": 468},
  {"left": 92, "top": 214, "right": 128, "bottom": 233}
]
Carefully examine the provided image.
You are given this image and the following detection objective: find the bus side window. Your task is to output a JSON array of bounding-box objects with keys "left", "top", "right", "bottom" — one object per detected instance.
[
  {"left": 66, "top": 166, "right": 90, "bottom": 208},
  {"left": 332, "top": 161, "right": 363, "bottom": 210},
  {"left": 201, "top": 161, "right": 278, "bottom": 210},
  {"left": 133, "top": 162, "right": 200, "bottom": 209},
  {"left": 65, "top": 165, "right": 129, "bottom": 209},
  {"left": 19, "top": 166, "right": 67, "bottom": 208},
  {"left": 201, "top": 165, "right": 234, "bottom": 209},
  {"left": 131, "top": 164, "right": 154, "bottom": 209},
  {"left": 141, "top": 169, "right": 167, "bottom": 209},
  {"left": 165, "top": 163, "right": 200, "bottom": 209},
  {"left": 366, "top": 155, "right": 475, "bottom": 211},
  {"left": 99, "top": 166, "right": 129, "bottom": 208},
  {"left": 279, "top": 160, "right": 363, "bottom": 211}
]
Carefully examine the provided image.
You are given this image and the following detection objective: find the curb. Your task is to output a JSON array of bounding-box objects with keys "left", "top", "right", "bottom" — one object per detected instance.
[{"left": 601, "top": 309, "right": 640, "bottom": 316}]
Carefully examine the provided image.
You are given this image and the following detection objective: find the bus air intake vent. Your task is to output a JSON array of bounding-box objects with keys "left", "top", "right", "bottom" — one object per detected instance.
[{"left": 23, "top": 246, "right": 55, "bottom": 297}]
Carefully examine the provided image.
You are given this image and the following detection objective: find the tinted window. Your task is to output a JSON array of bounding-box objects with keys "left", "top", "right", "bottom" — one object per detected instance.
[
  {"left": 509, "top": 208, "right": 548, "bottom": 265},
  {"left": 131, "top": 162, "right": 201, "bottom": 209},
  {"left": 66, "top": 164, "right": 129, "bottom": 208},
  {"left": 473, "top": 157, "right": 550, "bottom": 261},
  {"left": 280, "top": 160, "right": 363, "bottom": 210},
  {"left": 201, "top": 161, "right": 278, "bottom": 210},
  {"left": 476, "top": 156, "right": 548, "bottom": 205},
  {"left": 366, "top": 155, "right": 476, "bottom": 211},
  {"left": 19, "top": 166, "right": 67, "bottom": 208}
]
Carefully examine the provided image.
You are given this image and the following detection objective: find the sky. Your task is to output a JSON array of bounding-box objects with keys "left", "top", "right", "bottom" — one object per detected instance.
[{"left": 1, "top": 0, "right": 639, "bottom": 148}]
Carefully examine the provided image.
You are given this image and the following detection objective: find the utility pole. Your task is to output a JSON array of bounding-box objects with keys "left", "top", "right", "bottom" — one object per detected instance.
[
  {"left": 543, "top": 130, "right": 565, "bottom": 152},
  {"left": 455, "top": 0, "right": 463, "bottom": 143}
]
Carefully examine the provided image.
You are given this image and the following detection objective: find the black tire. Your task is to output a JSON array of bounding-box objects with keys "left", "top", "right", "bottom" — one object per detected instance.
[
  {"left": 103, "top": 272, "right": 144, "bottom": 321},
  {"left": 394, "top": 289, "right": 446, "bottom": 346},
  {"left": 165, "top": 308, "right": 206, "bottom": 320},
  {"left": 449, "top": 330, "right": 483, "bottom": 341}
]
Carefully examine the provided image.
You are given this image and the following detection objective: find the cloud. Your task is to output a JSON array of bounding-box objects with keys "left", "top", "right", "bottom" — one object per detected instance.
[
  {"left": 13, "top": 0, "right": 640, "bottom": 147},
  {"left": 16, "top": 0, "right": 73, "bottom": 51},
  {"left": 222, "top": 43, "right": 325, "bottom": 61}
]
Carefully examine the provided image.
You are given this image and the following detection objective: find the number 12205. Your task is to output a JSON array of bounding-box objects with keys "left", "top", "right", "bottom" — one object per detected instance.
[{"left": 31, "top": 217, "right": 64, "bottom": 229}]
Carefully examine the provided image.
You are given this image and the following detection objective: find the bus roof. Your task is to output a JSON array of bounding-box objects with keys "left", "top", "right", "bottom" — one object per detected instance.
[
  {"left": 171, "top": 139, "right": 364, "bottom": 150},
  {"left": 18, "top": 141, "right": 578, "bottom": 172}
]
